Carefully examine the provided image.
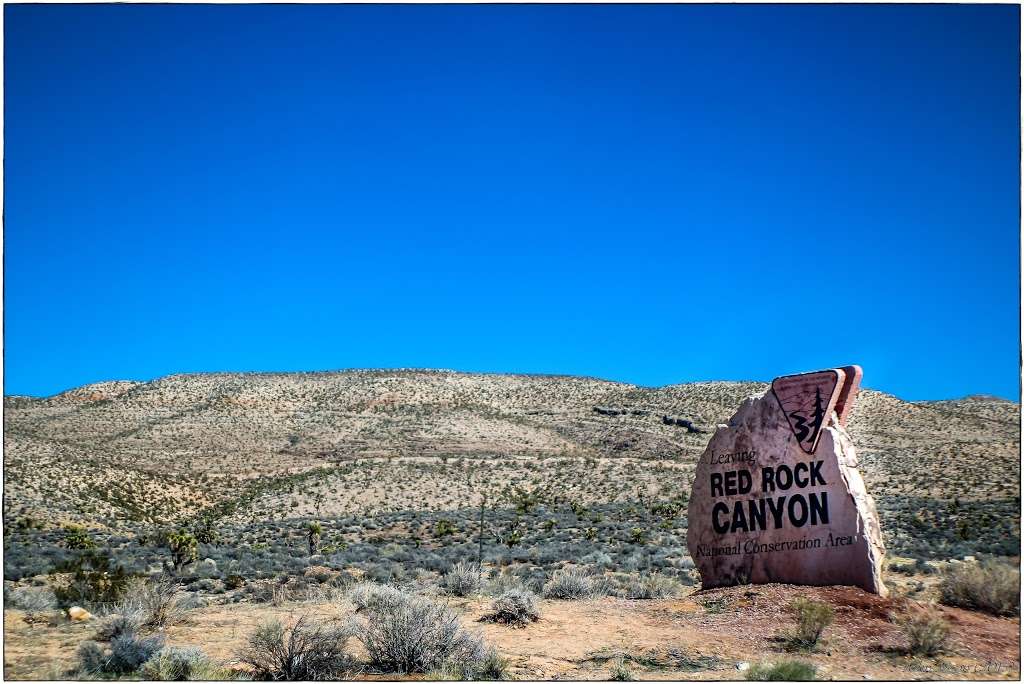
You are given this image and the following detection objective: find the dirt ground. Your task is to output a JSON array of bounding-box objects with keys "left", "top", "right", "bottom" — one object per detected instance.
[{"left": 3, "top": 584, "right": 1019, "bottom": 681}]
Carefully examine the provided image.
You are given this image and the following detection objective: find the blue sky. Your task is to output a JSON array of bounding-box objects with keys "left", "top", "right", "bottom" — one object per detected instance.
[{"left": 4, "top": 4, "right": 1020, "bottom": 400}]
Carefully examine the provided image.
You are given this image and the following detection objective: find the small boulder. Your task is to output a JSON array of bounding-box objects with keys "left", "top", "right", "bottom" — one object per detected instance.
[{"left": 67, "top": 606, "right": 93, "bottom": 622}]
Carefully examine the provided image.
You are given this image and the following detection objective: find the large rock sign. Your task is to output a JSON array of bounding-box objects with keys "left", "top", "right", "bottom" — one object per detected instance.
[{"left": 686, "top": 366, "right": 887, "bottom": 595}]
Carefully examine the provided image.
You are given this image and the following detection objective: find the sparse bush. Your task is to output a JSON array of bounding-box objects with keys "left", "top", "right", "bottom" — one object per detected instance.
[
  {"left": 225, "top": 574, "right": 246, "bottom": 590},
  {"left": 109, "top": 632, "right": 166, "bottom": 673},
  {"left": 485, "top": 572, "right": 534, "bottom": 597},
  {"left": 305, "top": 565, "right": 334, "bottom": 584},
  {"left": 501, "top": 525, "right": 523, "bottom": 549},
  {"left": 543, "top": 567, "right": 594, "bottom": 600},
  {"left": 64, "top": 525, "right": 96, "bottom": 550},
  {"left": 78, "top": 633, "right": 166, "bottom": 675},
  {"left": 788, "top": 597, "right": 834, "bottom": 647},
  {"left": 610, "top": 657, "right": 634, "bottom": 681},
  {"left": 429, "top": 646, "right": 508, "bottom": 680},
  {"left": 939, "top": 560, "right": 1020, "bottom": 616},
  {"left": 76, "top": 640, "right": 108, "bottom": 675},
  {"left": 442, "top": 562, "right": 481, "bottom": 597},
  {"left": 624, "top": 573, "right": 682, "bottom": 599},
  {"left": 358, "top": 591, "right": 490, "bottom": 674},
  {"left": 54, "top": 550, "right": 135, "bottom": 608},
  {"left": 140, "top": 646, "right": 223, "bottom": 680},
  {"left": 481, "top": 589, "right": 540, "bottom": 627},
  {"left": 508, "top": 485, "right": 545, "bottom": 514},
  {"left": 240, "top": 616, "right": 356, "bottom": 680},
  {"left": 745, "top": 659, "right": 816, "bottom": 680},
  {"left": 434, "top": 519, "right": 457, "bottom": 537},
  {"left": 95, "top": 609, "right": 146, "bottom": 641},
  {"left": 472, "top": 648, "right": 509, "bottom": 680},
  {"left": 349, "top": 582, "right": 407, "bottom": 614},
  {"left": 192, "top": 516, "right": 219, "bottom": 545},
  {"left": 897, "top": 608, "right": 950, "bottom": 656},
  {"left": 6, "top": 586, "right": 58, "bottom": 614},
  {"left": 112, "top": 577, "right": 189, "bottom": 629}
]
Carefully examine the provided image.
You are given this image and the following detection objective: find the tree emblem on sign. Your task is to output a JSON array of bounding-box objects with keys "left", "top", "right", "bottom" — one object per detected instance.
[{"left": 771, "top": 369, "right": 850, "bottom": 454}]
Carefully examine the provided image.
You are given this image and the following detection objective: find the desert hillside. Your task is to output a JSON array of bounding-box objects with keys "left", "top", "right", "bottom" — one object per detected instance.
[
  {"left": 2, "top": 370, "right": 1020, "bottom": 680},
  {"left": 4, "top": 369, "right": 1019, "bottom": 535}
]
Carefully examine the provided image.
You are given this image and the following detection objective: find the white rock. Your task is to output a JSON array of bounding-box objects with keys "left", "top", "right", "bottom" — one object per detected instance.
[
  {"left": 67, "top": 606, "right": 93, "bottom": 621},
  {"left": 736, "top": 662, "right": 751, "bottom": 671}
]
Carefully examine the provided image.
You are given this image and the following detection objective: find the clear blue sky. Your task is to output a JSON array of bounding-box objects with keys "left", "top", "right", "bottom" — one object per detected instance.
[{"left": 4, "top": 4, "right": 1020, "bottom": 401}]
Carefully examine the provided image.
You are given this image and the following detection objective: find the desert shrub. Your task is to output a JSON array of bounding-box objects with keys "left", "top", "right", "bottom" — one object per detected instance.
[
  {"left": 110, "top": 632, "right": 166, "bottom": 673},
  {"left": 112, "top": 577, "right": 189, "bottom": 629},
  {"left": 580, "top": 551, "right": 614, "bottom": 569},
  {"left": 139, "top": 645, "right": 223, "bottom": 680},
  {"left": 95, "top": 609, "right": 146, "bottom": 641},
  {"left": 939, "top": 560, "right": 1020, "bottom": 616},
  {"left": 76, "top": 640, "right": 108, "bottom": 674},
  {"left": 442, "top": 562, "right": 481, "bottom": 597},
  {"left": 225, "top": 574, "right": 246, "bottom": 590},
  {"left": 358, "top": 591, "right": 490, "bottom": 674},
  {"left": 349, "top": 582, "right": 407, "bottom": 614},
  {"left": 78, "top": 633, "right": 165, "bottom": 675},
  {"left": 305, "top": 565, "right": 334, "bottom": 584},
  {"left": 177, "top": 592, "right": 208, "bottom": 611},
  {"left": 240, "top": 616, "right": 356, "bottom": 680},
  {"left": 897, "top": 608, "right": 950, "bottom": 656},
  {"left": 6, "top": 585, "right": 58, "bottom": 614},
  {"left": 434, "top": 519, "right": 457, "bottom": 537},
  {"left": 54, "top": 550, "right": 135, "bottom": 608},
  {"left": 473, "top": 648, "right": 509, "bottom": 679},
  {"left": 481, "top": 589, "right": 540, "bottom": 627},
  {"left": 746, "top": 659, "right": 816, "bottom": 680},
  {"left": 610, "top": 657, "right": 634, "bottom": 681},
  {"left": 485, "top": 572, "right": 534, "bottom": 597},
  {"left": 543, "top": 567, "right": 594, "bottom": 600},
  {"left": 64, "top": 525, "right": 96, "bottom": 550},
  {"left": 192, "top": 516, "right": 219, "bottom": 545},
  {"left": 428, "top": 646, "right": 508, "bottom": 680},
  {"left": 140, "top": 527, "right": 175, "bottom": 548},
  {"left": 788, "top": 598, "right": 834, "bottom": 646},
  {"left": 624, "top": 572, "right": 682, "bottom": 599},
  {"left": 304, "top": 583, "right": 348, "bottom": 604}
]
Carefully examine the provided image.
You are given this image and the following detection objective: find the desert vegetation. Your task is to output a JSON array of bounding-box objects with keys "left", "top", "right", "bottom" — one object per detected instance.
[{"left": 2, "top": 370, "right": 1020, "bottom": 679}]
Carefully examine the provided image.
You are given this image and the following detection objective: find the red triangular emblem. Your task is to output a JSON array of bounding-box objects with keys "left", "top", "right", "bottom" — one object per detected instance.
[{"left": 772, "top": 369, "right": 846, "bottom": 454}]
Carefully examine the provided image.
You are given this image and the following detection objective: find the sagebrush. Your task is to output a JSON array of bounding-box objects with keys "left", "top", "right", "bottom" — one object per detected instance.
[
  {"left": 240, "top": 615, "right": 356, "bottom": 680},
  {"left": 940, "top": 560, "right": 1020, "bottom": 617},
  {"left": 358, "top": 588, "right": 492, "bottom": 674}
]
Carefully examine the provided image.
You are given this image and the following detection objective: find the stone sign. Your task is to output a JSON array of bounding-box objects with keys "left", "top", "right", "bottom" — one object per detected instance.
[{"left": 686, "top": 366, "right": 887, "bottom": 595}]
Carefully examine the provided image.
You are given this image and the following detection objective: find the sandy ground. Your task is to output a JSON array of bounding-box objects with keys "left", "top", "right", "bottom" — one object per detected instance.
[{"left": 3, "top": 584, "right": 1019, "bottom": 681}]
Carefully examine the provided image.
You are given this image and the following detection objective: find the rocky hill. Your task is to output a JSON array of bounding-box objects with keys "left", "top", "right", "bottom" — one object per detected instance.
[
  {"left": 4, "top": 370, "right": 1018, "bottom": 529},
  {"left": 2, "top": 370, "right": 1020, "bottom": 681}
]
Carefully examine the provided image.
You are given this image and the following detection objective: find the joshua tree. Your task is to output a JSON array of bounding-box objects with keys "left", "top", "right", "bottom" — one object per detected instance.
[
  {"left": 307, "top": 521, "right": 322, "bottom": 556},
  {"left": 168, "top": 531, "right": 198, "bottom": 571},
  {"left": 193, "top": 515, "right": 218, "bottom": 544}
]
